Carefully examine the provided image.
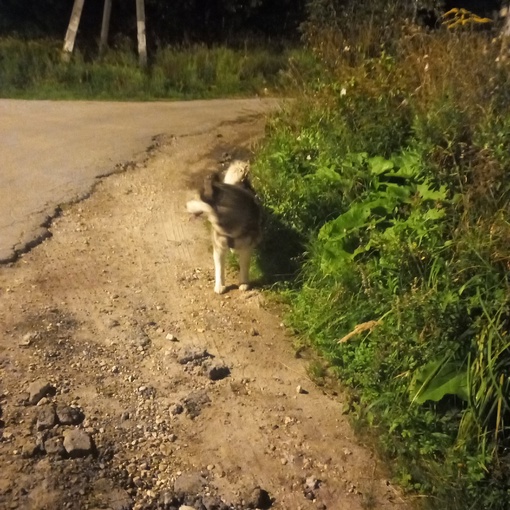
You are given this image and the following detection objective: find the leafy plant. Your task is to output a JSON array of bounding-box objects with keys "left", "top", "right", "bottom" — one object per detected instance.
[{"left": 409, "top": 356, "right": 468, "bottom": 405}]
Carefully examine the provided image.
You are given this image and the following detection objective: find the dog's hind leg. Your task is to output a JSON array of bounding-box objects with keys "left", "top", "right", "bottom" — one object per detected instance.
[
  {"left": 237, "top": 247, "right": 252, "bottom": 291},
  {"left": 213, "top": 244, "right": 227, "bottom": 294}
]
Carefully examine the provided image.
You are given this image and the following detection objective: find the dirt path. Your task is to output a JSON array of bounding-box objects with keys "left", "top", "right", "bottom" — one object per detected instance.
[
  {"left": 0, "top": 98, "right": 278, "bottom": 263},
  {"left": 0, "top": 116, "right": 412, "bottom": 510}
]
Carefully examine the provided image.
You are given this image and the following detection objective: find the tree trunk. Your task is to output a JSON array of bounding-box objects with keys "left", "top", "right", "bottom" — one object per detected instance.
[
  {"left": 412, "top": 0, "right": 418, "bottom": 23},
  {"left": 503, "top": 5, "right": 510, "bottom": 35},
  {"left": 136, "top": 0, "right": 147, "bottom": 68},
  {"left": 499, "top": 4, "right": 510, "bottom": 63},
  {"left": 99, "top": 0, "right": 113, "bottom": 55},
  {"left": 62, "top": 0, "right": 86, "bottom": 62}
]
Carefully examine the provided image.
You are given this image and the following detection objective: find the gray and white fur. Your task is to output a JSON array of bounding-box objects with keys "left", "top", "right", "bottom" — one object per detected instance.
[{"left": 186, "top": 160, "right": 262, "bottom": 294}]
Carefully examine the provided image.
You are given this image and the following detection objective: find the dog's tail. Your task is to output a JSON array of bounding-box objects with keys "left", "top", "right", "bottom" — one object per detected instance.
[
  {"left": 186, "top": 199, "right": 214, "bottom": 218},
  {"left": 223, "top": 160, "right": 249, "bottom": 185}
]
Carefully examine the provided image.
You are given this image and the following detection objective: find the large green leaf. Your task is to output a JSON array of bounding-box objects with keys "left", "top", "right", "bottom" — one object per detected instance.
[
  {"left": 387, "top": 151, "right": 422, "bottom": 178},
  {"left": 368, "top": 156, "right": 394, "bottom": 175},
  {"left": 410, "top": 359, "right": 469, "bottom": 404},
  {"left": 318, "top": 202, "right": 372, "bottom": 241},
  {"left": 318, "top": 202, "right": 376, "bottom": 273},
  {"left": 417, "top": 183, "right": 448, "bottom": 201},
  {"left": 312, "top": 164, "right": 342, "bottom": 182},
  {"left": 319, "top": 243, "right": 356, "bottom": 273},
  {"left": 422, "top": 208, "right": 446, "bottom": 221}
]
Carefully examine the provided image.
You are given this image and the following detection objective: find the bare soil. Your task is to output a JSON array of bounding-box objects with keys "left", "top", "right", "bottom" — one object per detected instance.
[{"left": 0, "top": 116, "right": 413, "bottom": 510}]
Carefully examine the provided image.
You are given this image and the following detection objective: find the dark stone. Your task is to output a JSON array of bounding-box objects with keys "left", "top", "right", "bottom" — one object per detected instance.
[
  {"left": 170, "top": 404, "right": 184, "bottom": 416},
  {"left": 107, "top": 318, "right": 120, "bottom": 328},
  {"left": 202, "top": 495, "right": 230, "bottom": 510},
  {"left": 178, "top": 346, "right": 210, "bottom": 365},
  {"left": 173, "top": 472, "right": 207, "bottom": 496},
  {"left": 305, "top": 476, "right": 320, "bottom": 490},
  {"left": 44, "top": 436, "right": 65, "bottom": 456},
  {"left": 36, "top": 407, "right": 57, "bottom": 430},
  {"left": 108, "top": 489, "right": 133, "bottom": 510},
  {"left": 132, "top": 333, "right": 151, "bottom": 349},
  {"left": 57, "top": 406, "right": 84, "bottom": 425},
  {"left": 63, "top": 429, "right": 94, "bottom": 457},
  {"left": 203, "top": 362, "right": 230, "bottom": 381},
  {"left": 158, "top": 489, "right": 180, "bottom": 508},
  {"left": 138, "top": 385, "right": 157, "bottom": 399},
  {"left": 21, "top": 438, "right": 43, "bottom": 458},
  {"left": 304, "top": 490, "right": 315, "bottom": 500},
  {"left": 243, "top": 487, "right": 272, "bottom": 509},
  {"left": 26, "top": 380, "right": 55, "bottom": 405},
  {"left": 182, "top": 390, "right": 210, "bottom": 419},
  {"left": 182, "top": 494, "right": 206, "bottom": 508}
]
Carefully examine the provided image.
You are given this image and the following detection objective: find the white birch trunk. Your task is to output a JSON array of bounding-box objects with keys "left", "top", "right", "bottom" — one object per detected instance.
[
  {"left": 502, "top": 5, "right": 510, "bottom": 37},
  {"left": 99, "top": 0, "right": 113, "bottom": 55},
  {"left": 499, "top": 4, "right": 510, "bottom": 63},
  {"left": 62, "top": 0, "right": 86, "bottom": 62},
  {"left": 136, "top": 0, "right": 147, "bottom": 68}
]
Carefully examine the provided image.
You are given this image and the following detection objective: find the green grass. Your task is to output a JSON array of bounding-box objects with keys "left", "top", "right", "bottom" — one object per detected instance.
[
  {"left": 252, "top": 7, "right": 510, "bottom": 509},
  {"left": 0, "top": 37, "right": 314, "bottom": 100}
]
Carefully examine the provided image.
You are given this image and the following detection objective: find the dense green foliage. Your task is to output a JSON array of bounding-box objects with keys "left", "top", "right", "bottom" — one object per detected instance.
[
  {"left": 0, "top": 37, "right": 310, "bottom": 99},
  {"left": 253, "top": 5, "right": 510, "bottom": 508}
]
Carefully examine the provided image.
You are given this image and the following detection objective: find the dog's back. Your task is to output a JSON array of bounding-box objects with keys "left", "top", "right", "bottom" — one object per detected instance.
[{"left": 200, "top": 172, "right": 261, "bottom": 244}]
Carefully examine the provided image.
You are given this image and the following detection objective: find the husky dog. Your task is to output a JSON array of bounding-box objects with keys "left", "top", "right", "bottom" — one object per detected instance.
[{"left": 186, "top": 160, "right": 262, "bottom": 294}]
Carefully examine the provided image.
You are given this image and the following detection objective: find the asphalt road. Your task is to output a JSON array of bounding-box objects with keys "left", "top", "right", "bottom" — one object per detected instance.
[{"left": 0, "top": 98, "right": 279, "bottom": 263}]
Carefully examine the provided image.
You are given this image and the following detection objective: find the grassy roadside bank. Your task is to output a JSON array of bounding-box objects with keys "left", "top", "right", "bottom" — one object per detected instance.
[
  {"left": 0, "top": 37, "right": 314, "bottom": 100},
  {"left": 252, "top": 13, "right": 510, "bottom": 510}
]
